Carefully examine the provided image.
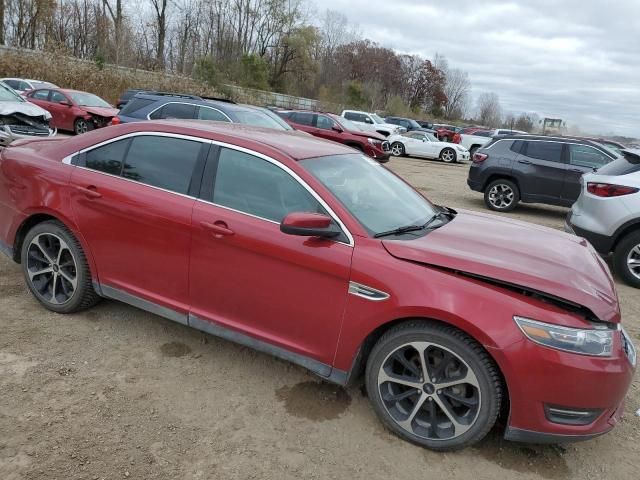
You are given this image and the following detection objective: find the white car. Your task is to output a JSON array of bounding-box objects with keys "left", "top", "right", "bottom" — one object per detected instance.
[
  {"left": 341, "top": 110, "right": 405, "bottom": 137},
  {"left": 1, "top": 78, "right": 58, "bottom": 95},
  {"left": 389, "top": 131, "right": 470, "bottom": 163},
  {"left": 459, "top": 130, "right": 493, "bottom": 156}
]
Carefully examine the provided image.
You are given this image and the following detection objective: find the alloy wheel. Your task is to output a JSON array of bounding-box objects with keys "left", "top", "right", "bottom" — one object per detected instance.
[
  {"left": 441, "top": 149, "right": 456, "bottom": 163},
  {"left": 26, "top": 233, "right": 78, "bottom": 305},
  {"left": 75, "top": 120, "right": 88, "bottom": 134},
  {"left": 488, "top": 184, "right": 514, "bottom": 209},
  {"left": 391, "top": 143, "right": 404, "bottom": 156},
  {"left": 377, "top": 342, "right": 481, "bottom": 441},
  {"left": 627, "top": 245, "right": 640, "bottom": 280}
]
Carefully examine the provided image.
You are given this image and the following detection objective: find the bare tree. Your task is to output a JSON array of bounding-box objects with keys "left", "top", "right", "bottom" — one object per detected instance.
[
  {"left": 150, "top": 0, "right": 168, "bottom": 69},
  {"left": 444, "top": 68, "right": 470, "bottom": 119},
  {"left": 477, "top": 92, "right": 502, "bottom": 127}
]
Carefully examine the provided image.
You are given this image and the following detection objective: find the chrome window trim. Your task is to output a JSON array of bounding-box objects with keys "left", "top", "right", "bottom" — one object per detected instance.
[
  {"left": 486, "top": 138, "right": 616, "bottom": 160},
  {"left": 60, "top": 132, "right": 355, "bottom": 247},
  {"left": 146, "top": 101, "right": 232, "bottom": 122}
]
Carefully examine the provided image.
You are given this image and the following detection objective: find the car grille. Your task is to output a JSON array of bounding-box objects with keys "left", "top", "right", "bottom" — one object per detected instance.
[
  {"left": 8, "top": 125, "right": 51, "bottom": 137},
  {"left": 382, "top": 141, "right": 390, "bottom": 152}
]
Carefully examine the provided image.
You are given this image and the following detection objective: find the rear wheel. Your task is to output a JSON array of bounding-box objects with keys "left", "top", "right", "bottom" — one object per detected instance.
[
  {"left": 613, "top": 231, "right": 640, "bottom": 288},
  {"left": 440, "top": 148, "right": 457, "bottom": 163},
  {"left": 391, "top": 142, "right": 406, "bottom": 157},
  {"left": 365, "top": 321, "right": 502, "bottom": 451},
  {"left": 484, "top": 178, "right": 520, "bottom": 212},
  {"left": 21, "top": 221, "right": 99, "bottom": 313}
]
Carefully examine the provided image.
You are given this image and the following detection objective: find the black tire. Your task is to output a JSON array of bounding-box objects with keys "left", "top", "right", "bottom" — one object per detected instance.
[
  {"left": 391, "top": 142, "right": 406, "bottom": 157},
  {"left": 365, "top": 321, "right": 502, "bottom": 451},
  {"left": 74, "top": 118, "right": 94, "bottom": 135},
  {"left": 440, "top": 147, "right": 457, "bottom": 163},
  {"left": 484, "top": 178, "right": 520, "bottom": 212},
  {"left": 21, "top": 220, "right": 100, "bottom": 313},
  {"left": 613, "top": 231, "right": 640, "bottom": 288}
]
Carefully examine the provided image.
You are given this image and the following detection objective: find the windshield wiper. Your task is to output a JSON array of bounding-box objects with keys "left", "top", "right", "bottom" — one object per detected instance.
[{"left": 374, "top": 210, "right": 454, "bottom": 239}]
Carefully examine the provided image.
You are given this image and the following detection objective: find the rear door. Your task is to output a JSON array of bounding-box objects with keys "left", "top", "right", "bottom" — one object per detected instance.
[
  {"left": 515, "top": 140, "right": 566, "bottom": 202},
  {"left": 562, "top": 144, "right": 613, "bottom": 202},
  {"left": 68, "top": 133, "right": 208, "bottom": 315},
  {"left": 288, "top": 112, "right": 316, "bottom": 135}
]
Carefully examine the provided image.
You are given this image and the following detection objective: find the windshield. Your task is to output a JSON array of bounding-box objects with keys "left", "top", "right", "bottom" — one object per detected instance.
[
  {"left": 336, "top": 116, "right": 365, "bottom": 132},
  {"left": 68, "top": 92, "right": 111, "bottom": 107},
  {"left": 0, "top": 82, "right": 25, "bottom": 102},
  {"left": 370, "top": 113, "right": 385, "bottom": 124},
  {"left": 408, "top": 119, "right": 422, "bottom": 129},
  {"left": 245, "top": 106, "right": 293, "bottom": 130},
  {"left": 233, "top": 110, "right": 288, "bottom": 130},
  {"left": 301, "top": 154, "right": 438, "bottom": 235},
  {"left": 596, "top": 142, "right": 623, "bottom": 156}
]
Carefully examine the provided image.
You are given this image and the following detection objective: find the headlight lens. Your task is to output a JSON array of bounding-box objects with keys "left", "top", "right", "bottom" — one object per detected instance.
[
  {"left": 514, "top": 316, "right": 614, "bottom": 357},
  {"left": 368, "top": 138, "right": 382, "bottom": 146}
]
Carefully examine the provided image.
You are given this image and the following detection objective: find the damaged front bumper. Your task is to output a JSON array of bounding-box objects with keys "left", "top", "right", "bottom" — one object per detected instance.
[{"left": 0, "top": 123, "right": 56, "bottom": 147}]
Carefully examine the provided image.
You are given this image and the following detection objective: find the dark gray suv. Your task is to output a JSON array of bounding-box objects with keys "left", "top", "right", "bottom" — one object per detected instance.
[{"left": 467, "top": 135, "right": 618, "bottom": 211}]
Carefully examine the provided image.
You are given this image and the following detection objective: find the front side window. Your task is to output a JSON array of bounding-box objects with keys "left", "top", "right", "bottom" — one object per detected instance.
[
  {"left": 50, "top": 91, "right": 67, "bottom": 103},
  {"left": 316, "top": 115, "right": 334, "bottom": 130},
  {"left": 290, "top": 112, "right": 315, "bottom": 127},
  {"left": 3, "top": 79, "right": 18, "bottom": 89},
  {"left": 301, "top": 154, "right": 438, "bottom": 235},
  {"left": 569, "top": 144, "right": 610, "bottom": 169},
  {"left": 198, "top": 106, "right": 229, "bottom": 121},
  {"left": 523, "top": 141, "right": 563, "bottom": 163},
  {"left": 213, "top": 148, "right": 325, "bottom": 223},
  {"left": 84, "top": 139, "right": 129, "bottom": 175},
  {"left": 122, "top": 136, "right": 202, "bottom": 194}
]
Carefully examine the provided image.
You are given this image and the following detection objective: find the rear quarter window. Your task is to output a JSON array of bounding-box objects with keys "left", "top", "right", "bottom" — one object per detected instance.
[{"left": 120, "top": 98, "right": 155, "bottom": 115}]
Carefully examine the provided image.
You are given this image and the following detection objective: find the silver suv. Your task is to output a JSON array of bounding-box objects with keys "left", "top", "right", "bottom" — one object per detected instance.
[{"left": 566, "top": 149, "right": 640, "bottom": 287}]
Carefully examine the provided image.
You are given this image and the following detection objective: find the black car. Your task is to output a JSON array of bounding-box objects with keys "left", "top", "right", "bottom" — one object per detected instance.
[
  {"left": 385, "top": 116, "right": 435, "bottom": 135},
  {"left": 467, "top": 135, "right": 618, "bottom": 212}
]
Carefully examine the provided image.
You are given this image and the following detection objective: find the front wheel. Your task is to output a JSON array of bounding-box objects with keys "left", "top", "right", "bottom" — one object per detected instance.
[
  {"left": 365, "top": 321, "right": 502, "bottom": 451},
  {"left": 74, "top": 118, "right": 94, "bottom": 135},
  {"left": 440, "top": 147, "right": 457, "bottom": 163},
  {"left": 613, "top": 231, "right": 640, "bottom": 288},
  {"left": 391, "top": 142, "right": 406, "bottom": 157},
  {"left": 21, "top": 220, "right": 100, "bottom": 313}
]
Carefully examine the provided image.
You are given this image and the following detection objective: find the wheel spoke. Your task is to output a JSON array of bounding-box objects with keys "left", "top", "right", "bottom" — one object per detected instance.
[
  {"left": 397, "top": 394, "right": 427, "bottom": 431},
  {"left": 436, "top": 370, "right": 479, "bottom": 390},
  {"left": 432, "top": 394, "right": 470, "bottom": 437},
  {"left": 392, "top": 350, "right": 422, "bottom": 378},
  {"left": 50, "top": 274, "right": 60, "bottom": 304},
  {"left": 442, "top": 389, "right": 479, "bottom": 407},
  {"left": 28, "top": 266, "right": 53, "bottom": 280},
  {"left": 378, "top": 370, "right": 422, "bottom": 389},
  {"left": 34, "top": 238, "right": 55, "bottom": 265},
  {"left": 384, "top": 389, "right": 419, "bottom": 402}
]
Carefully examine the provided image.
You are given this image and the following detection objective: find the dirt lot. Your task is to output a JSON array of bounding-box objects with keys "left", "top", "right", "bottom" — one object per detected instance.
[{"left": 1, "top": 156, "right": 638, "bottom": 480}]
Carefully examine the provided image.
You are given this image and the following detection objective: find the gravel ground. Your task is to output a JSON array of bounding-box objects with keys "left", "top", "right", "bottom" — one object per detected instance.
[{"left": 1, "top": 155, "right": 638, "bottom": 480}]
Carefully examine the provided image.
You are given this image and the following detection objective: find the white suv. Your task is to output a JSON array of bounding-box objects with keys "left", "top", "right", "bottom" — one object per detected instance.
[
  {"left": 566, "top": 149, "right": 640, "bottom": 287},
  {"left": 341, "top": 110, "right": 404, "bottom": 137}
]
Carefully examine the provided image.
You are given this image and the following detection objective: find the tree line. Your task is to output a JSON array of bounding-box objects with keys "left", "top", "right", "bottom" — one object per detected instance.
[{"left": 0, "top": 0, "right": 535, "bottom": 128}]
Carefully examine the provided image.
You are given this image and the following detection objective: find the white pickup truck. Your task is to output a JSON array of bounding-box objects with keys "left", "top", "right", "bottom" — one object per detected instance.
[
  {"left": 341, "top": 110, "right": 405, "bottom": 137},
  {"left": 459, "top": 131, "right": 493, "bottom": 156}
]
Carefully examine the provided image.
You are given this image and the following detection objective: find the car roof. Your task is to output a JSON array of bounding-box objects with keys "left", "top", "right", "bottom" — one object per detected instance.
[{"left": 57, "top": 120, "right": 356, "bottom": 161}]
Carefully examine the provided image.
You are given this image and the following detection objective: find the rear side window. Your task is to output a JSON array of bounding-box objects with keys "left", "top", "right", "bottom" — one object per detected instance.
[
  {"left": 510, "top": 140, "right": 524, "bottom": 154},
  {"left": 523, "top": 141, "right": 563, "bottom": 163},
  {"left": 150, "top": 102, "right": 196, "bottom": 120},
  {"left": 122, "top": 136, "right": 202, "bottom": 194},
  {"left": 120, "top": 98, "right": 155, "bottom": 115},
  {"left": 291, "top": 112, "right": 314, "bottom": 126},
  {"left": 213, "top": 148, "right": 324, "bottom": 223},
  {"left": 84, "top": 139, "right": 130, "bottom": 175},
  {"left": 596, "top": 152, "right": 640, "bottom": 176},
  {"left": 344, "top": 112, "right": 365, "bottom": 122},
  {"left": 569, "top": 144, "right": 610, "bottom": 169}
]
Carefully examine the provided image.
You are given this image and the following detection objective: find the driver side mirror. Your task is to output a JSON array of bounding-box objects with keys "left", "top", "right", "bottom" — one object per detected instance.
[
  {"left": 59, "top": 100, "right": 71, "bottom": 106},
  {"left": 332, "top": 124, "right": 343, "bottom": 133},
  {"left": 280, "top": 212, "right": 341, "bottom": 238}
]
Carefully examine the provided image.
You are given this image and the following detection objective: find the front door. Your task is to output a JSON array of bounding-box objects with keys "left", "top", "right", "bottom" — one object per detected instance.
[
  {"left": 189, "top": 146, "right": 353, "bottom": 367},
  {"left": 49, "top": 91, "right": 75, "bottom": 131},
  {"left": 68, "top": 134, "right": 208, "bottom": 314}
]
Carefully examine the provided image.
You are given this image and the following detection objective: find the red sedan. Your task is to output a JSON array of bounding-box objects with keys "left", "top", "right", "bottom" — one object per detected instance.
[
  {"left": 0, "top": 121, "right": 634, "bottom": 450},
  {"left": 26, "top": 88, "right": 119, "bottom": 135}
]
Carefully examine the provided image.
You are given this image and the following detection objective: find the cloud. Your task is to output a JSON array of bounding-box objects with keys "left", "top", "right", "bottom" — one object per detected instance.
[{"left": 314, "top": 0, "right": 640, "bottom": 137}]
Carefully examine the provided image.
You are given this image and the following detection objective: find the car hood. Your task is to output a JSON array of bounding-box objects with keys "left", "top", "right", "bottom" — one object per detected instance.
[
  {"left": 382, "top": 210, "right": 620, "bottom": 323},
  {"left": 347, "top": 129, "right": 386, "bottom": 141},
  {"left": 0, "top": 100, "right": 51, "bottom": 119},
  {"left": 83, "top": 106, "right": 119, "bottom": 118}
]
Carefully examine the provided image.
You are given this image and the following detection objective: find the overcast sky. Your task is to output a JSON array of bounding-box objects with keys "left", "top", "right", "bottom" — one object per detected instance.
[{"left": 315, "top": 0, "right": 639, "bottom": 138}]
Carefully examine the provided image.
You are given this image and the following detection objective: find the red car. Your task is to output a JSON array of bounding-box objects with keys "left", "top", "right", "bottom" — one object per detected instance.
[
  {"left": 26, "top": 88, "right": 119, "bottom": 135},
  {"left": 0, "top": 122, "right": 634, "bottom": 451},
  {"left": 277, "top": 110, "right": 390, "bottom": 162},
  {"left": 434, "top": 124, "right": 462, "bottom": 143}
]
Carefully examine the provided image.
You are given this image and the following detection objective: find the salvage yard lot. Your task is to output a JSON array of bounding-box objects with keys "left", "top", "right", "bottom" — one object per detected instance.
[{"left": 1, "top": 156, "right": 638, "bottom": 480}]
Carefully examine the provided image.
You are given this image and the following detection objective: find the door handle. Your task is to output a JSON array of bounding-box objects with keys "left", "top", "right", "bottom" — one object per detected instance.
[
  {"left": 200, "top": 221, "right": 234, "bottom": 237},
  {"left": 517, "top": 159, "right": 532, "bottom": 165},
  {"left": 75, "top": 185, "right": 102, "bottom": 199}
]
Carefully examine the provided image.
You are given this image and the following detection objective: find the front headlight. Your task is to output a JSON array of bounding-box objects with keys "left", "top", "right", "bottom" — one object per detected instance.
[
  {"left": 368, "top": 138, "right": 382, "bottom": 146},
  {"left": 514, "top": 316, "right": 614, "bottom": 357}
]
